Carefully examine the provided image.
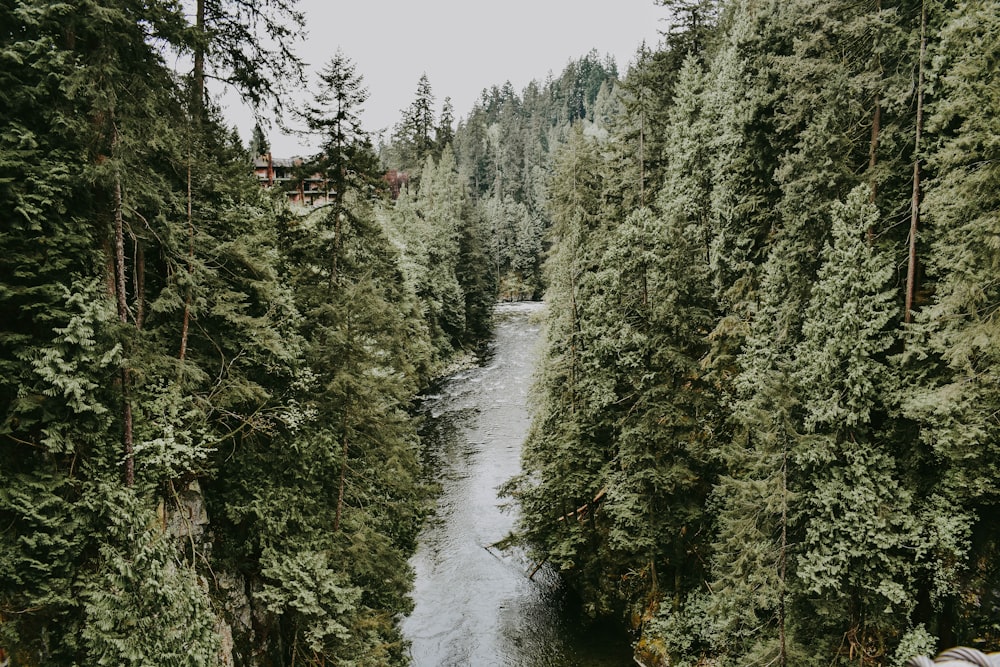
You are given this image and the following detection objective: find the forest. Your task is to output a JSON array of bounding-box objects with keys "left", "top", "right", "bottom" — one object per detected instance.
[{"left": 1, "top": 0, "right": 999, "bottom": 665}]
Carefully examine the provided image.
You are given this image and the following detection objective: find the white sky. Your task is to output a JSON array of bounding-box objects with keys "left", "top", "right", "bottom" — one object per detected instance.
[{"left": 224, "top": 0, "right": 668, "bottom": 157}]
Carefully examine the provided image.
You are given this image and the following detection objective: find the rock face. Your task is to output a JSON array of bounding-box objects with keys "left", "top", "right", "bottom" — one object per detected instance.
[
  {"left": 165, "top": 480, "right": 211, "bottom": 542},
  {"left": 163, "top": 480, "right": 275, "bottom": 667},
  {"left": 215, "top": 572, "right": 257, "bottom": 666}
]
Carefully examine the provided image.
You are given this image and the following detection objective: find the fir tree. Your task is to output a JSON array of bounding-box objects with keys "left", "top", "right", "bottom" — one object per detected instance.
[{"left": 791, "top": 187, "right": 913, "bottom": 659}]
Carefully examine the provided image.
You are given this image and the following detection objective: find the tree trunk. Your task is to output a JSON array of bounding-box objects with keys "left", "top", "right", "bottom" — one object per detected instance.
[
  {"left": 112, "top": 128, "right": 135, "bottom": 487},
  {"left": 334, "top": 427, "right": 348, "bottom": 532},
  {"left": 330, "top": 159, "right": 345, "bottom": 288},
  {"left": 181, "top": 0, "right": 205, "bottom": 360},
  {"left": 778, "top": 450, "right": 788, "bottom": 667},
  {"left": 639, "top": 108, "right": 646, "bottom": 206},
  {"left": 135, "top": 244, "right": 146, "bottom": 330},
  {"left": 193, "top": 0, "right": 205, "bottom": 118},
  {"left": 673, "top": 533, "right": 683, "bottom": 613},
  {"left": 868, "top": 98, "right": 881, "bottom": 203},
  {"left": 868, "top": 0, "right": 883, "bottom": 206},
  {"left": 179, "top": 158, "right": 194, "bottom": 362},
  {"left": 905, "top": 0, "right": 927, "bottom": 324}
]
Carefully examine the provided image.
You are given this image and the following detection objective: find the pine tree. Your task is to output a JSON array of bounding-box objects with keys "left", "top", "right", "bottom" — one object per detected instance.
[
  {"left": 391, "top": 73, "right": 437, "bottom": 173},
  {"left": 80, "top": 488, "right": 219, "bottom": 666},
  {"left": 384, "top": 154, "right": 467, "bottom": 358},
  {"left": 0, "top": 1, "right": 233, "bottom": 659},
  {"left": 435, "top": 96, "right": 455, "bottom": 155},
  {"left": 298, "top": 49, "right": 380, "bottom": 282},
  {"left": 191, "top": 0, "right": 305, "bottom": 114},
  {"left": 605, "top": 54, "right": 719, "bottom": 661}
]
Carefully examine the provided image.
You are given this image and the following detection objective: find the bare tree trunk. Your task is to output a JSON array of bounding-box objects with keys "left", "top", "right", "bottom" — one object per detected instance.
[
  {"left": 905, "top": 0, "right": 927, "bottom": 324},
  {"left": 112, "top": 125, "right": 134, "bottom": 487},
  {"left": 193, "top": 0, "right": 205, "bottom": 118},
  {"left": 179, "top": 158, "right": 194, "bottom": 362}
]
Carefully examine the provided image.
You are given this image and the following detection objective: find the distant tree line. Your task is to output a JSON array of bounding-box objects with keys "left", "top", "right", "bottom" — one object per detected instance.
[{"left": 380, "top": 51, "right": 620, "bottom": 303}]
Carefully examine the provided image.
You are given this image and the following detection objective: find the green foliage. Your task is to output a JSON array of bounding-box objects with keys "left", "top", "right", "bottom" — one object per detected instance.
[
  {"left": 898, "top": 0, "right": 1000, "bottom": 646},
  {"left": 387, "top": 73, "right": 439, "bottom": 174},
  {"left": 80, "top": 488, "right": 218, "bottom": 667},
  {"left": 6, "top": 0, "right": 1000, "bottom": 664},
  {"left": 510, "top": 0, "right": 1000, "bottom": 665},
  {"left": 794, "top": 188, "right": 898, "bottom": 433},
  {"left": 892, "top": 626, "right": 938, "bottom": 667},
  {"left": 256, "top": 549, "right": 362, "bottom": 654},
  {"left": 509, "top": 126, "right": 614, "bottom": 606},
  {"left": 196, "top": 0, "right": 306, "bottom": 113},
  {"left": 0, "top": 3, "right": 434, "bottom": 665},
  {"left": 382, "top": 150, "right": 494, "bottom": 360},
  {"left": 0, "top": 474, "right": 86, "bottom": 633}
]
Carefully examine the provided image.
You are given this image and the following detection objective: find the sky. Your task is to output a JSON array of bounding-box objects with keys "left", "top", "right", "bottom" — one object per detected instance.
[{"left": 225, "top": 0, "right": 668, "bottom": 157}]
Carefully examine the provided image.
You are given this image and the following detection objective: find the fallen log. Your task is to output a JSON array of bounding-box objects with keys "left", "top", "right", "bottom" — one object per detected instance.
[{"left": 555, "top": 487, "right": 607, "bottom": 523}]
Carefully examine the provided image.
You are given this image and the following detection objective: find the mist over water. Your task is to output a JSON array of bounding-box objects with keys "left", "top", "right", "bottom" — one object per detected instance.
[{"left": 401, "top": 302, "right": 634, "bottom": 667}]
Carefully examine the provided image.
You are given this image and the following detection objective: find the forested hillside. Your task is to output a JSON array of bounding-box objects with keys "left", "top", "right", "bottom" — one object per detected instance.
[
  {"left": 0, "top": 2, "right": 492, "bottom": 665},
  {"left": 504, "top": 0, "right": 1000, "bottom": 665}
]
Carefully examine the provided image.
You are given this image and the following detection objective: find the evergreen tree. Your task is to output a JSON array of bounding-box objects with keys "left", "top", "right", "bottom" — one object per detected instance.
[
  {"left": 659, "top": 0, "right": 721, "bottom": 55},
  {"left": 610, "top": 54, "right": 719, "bottom": 662},
  {"left": 0, "top": 1, "right": 266, "bottom": 660},
  {"left": 435, "top": 96, "right": 456, "bottom": 155},
  {"left": 791, "top": 187, "right": 913, "bottom": 660},
  {"left": 2, "top": 2, "right": 314, "bottom": 662},
  {"left": 250, "top": 122, "right": 270, "bottom": 156},
  {"left": 509, "top": 126, "right": 616, "bottom": 610},
  {"left": 246, "top": 142, "right": 430, "bottom": 663},
  {"left": 298, "top": 49, "right": 380, "bottom": 280},
  {"left": 901, "top": 0, "right": 1000, "bottom": 645},
  {"left": 383, "top": 148, "right": 494, "bottom": 357},
  {"left": 390, "top": 73, "right": 437, "bottom": 173},
  {"left": 251, "top": 202, "right": 429, "bottom": 663},
  {"left": 192, "top": 0, "right": 305, "bottom": 114},
  {"left": 80, "top": 489, "right": 219, "bottom": 666},
  {"left": 392, "top": 155, "right": 466, "bottom": 357},
  {"left": 612, "top": 43, "right": 663, "bottom": 210},
  {"left": 703, "top": 0, "right": 781, "bottom": 333}
]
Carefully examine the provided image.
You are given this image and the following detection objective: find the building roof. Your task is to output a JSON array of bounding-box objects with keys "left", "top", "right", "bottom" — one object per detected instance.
[{"left": 253, "top": 155, "right": 305, "bottom": 169}]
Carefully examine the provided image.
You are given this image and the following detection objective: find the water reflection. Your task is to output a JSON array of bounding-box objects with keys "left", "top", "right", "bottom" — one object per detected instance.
[{"left": 401, "top": 302, "right": 633, "bottom": 667}]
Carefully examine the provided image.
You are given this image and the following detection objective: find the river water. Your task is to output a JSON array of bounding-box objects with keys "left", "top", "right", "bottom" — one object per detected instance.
[{"left": 401, "top": 302, "right": 634, "bottom": 667}]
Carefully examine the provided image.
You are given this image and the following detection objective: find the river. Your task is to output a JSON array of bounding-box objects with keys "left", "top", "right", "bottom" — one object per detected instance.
[{"left": 401, "top": 301, "right": 634, "bottom": 667}]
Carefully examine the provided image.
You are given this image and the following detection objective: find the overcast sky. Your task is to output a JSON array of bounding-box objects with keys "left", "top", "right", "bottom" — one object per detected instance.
[{"left": 226, "top": 0, "right": 668, "bottom": 157}]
